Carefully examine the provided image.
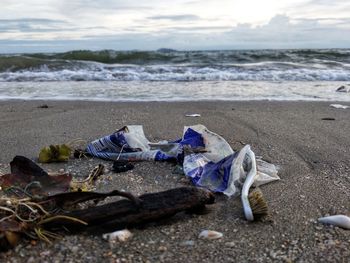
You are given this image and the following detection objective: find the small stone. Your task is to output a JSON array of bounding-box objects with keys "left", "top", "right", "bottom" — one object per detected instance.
[
  {"left": 158, "top": 246, "right": 167, "bottom": 252},
  {"left": 181, "top": 240, "right": 195, "bottom": 246},
  {"left": 70, "top": 246, "right": 79, "bottom": 253},
  {"left": 40, "top": 251, "right": 51, "bottom": 257},
  {"left": 59, "top": 168, "right": 65, "bottom": 173},
  {"left": 225, "top": 241, "right": 236, "bottom": 247}
]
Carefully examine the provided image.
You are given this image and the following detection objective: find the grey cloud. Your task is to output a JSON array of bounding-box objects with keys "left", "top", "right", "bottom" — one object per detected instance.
[
  {"left": 147, "top": 15, "right": 200, "bottom": 21},
  {"left": 226, "top": 15, "right": 350, "bottom": 47},
  {"left": 56, "top": 0, "right": 152, "bottom": 13},
  {"left": 0, "top": 18, "right": 110, "bottom": 33},
  {"left": 0, "top": 18, "right": 69, "bottom": 33},
  {"left": 1, "top": 14, "right": 350, "bottom": 53},
  {"left": 0, "top": 18, "right": 66, "bottom": 24}
]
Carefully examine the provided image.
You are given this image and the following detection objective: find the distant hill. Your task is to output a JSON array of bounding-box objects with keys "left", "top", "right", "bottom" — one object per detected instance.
[{"left": 157, "top": 48, "right": 177, "bottom": 53}]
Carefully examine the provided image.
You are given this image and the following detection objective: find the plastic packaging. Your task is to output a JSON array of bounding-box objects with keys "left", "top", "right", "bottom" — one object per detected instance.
[{"left": 86, "top": 124, "right": 280, "bottom": 196}]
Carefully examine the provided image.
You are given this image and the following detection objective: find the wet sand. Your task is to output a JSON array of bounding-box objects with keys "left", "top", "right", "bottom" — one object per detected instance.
[{"left": 0, "top": 100, "right": 349, "bottom": 262}]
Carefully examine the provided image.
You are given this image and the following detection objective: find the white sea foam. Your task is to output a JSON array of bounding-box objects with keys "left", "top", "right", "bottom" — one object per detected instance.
[
  {"left": 0, "top": 81, "right": 349, "bottom": 101},
  {"left": 1, "top": 64, "right": 350, "bottom": 82}
]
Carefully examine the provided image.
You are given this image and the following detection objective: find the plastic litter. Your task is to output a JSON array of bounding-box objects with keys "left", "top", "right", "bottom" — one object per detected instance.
[
  {"left": 185, "top": 114, "right": 201, "bottom": 117},
  {"left": 330, "top": 104, "right": 349, "bottom": 109},
  {"left": 86, "top": 126, "right": 177, "bottom": 161},
  {"left": 112, "top": 161, "right": 134, "bottom": 173},
  {"left": 87, "top": 124, "right": 279, "bottom": 197},
  {"left": 336, "top": 86, "right": 350, "bottom": 93}
]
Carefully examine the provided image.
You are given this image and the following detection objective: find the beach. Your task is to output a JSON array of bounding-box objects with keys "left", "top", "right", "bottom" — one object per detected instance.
[{"left": 0, "top": 100, "right": 349, "bottom": 262}]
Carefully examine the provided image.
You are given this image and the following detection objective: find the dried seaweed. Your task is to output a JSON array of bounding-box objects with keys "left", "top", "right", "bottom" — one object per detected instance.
[{"left": 0, "top": 156, "right": 72, "bottom": 197}]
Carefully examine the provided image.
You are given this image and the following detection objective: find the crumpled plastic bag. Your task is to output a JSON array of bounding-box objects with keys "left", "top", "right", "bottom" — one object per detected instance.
[
  {"left": 86, "top": 125, "right": 177, "bottom": 161},
  {"left": 86, "top": 124, "right": 279, "bottom": 196}
]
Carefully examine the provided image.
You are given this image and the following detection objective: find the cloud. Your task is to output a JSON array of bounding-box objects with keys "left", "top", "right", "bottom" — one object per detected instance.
[
  {"left": 224, "top": 14, "right": 350, "bottom": 48},
  {"left": 0, "top": 10, "right": 350, "bottom": 52},
  {"left": 147, "top": 15, "right": 200, "bottom": 21},
  {"left": 0, "top": 18, "right": 69, "bottom": 33}
]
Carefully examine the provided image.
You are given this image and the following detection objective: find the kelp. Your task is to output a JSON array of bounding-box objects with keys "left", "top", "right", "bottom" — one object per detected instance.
[
  {"left": 0, "top": 195, "right": 87, "bottom": 251},
  {"left": 0, "top": 187, "right": 214, "bottom": 251},
  {"left": 0, "top": 156, "right": 215, "bottom": 251},
  {"left": 39, "top": 144, "right": 72, "bottom": 163},
  {"left": 0, "top": 156, "right": 72, "bottom": 197},
  {"left": 70, "top": 164, "right": 104, "bottom": 192},
  {"left": 38, "top": 139, "right": 86, "bottom": 163}
]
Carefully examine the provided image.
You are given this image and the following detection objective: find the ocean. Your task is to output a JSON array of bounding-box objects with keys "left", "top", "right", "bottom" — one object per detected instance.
[{"left": 0, "top": 49, "right": 349, "bottom": 101}]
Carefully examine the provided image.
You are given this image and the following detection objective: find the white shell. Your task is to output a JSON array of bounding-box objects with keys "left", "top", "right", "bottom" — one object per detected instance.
[
  {"left": 318, "top": 215, "right": 350, "bottom": 230},
  {"left": 198, "top": 230, "right": 223, "bottom": 240},
  {"left": 102, "top": 229, "right": 133, "bottom": 242}
]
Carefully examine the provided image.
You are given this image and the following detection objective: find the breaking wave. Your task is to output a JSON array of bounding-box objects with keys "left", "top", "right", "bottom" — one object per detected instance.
[{"left": 1, "top": 49, "right": 350, "bottom": 81}]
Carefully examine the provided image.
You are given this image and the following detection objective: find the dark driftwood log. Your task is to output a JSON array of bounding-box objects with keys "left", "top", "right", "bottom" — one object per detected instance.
[{"left": 43, "top": 187, "right": 215, "bottom": 233}]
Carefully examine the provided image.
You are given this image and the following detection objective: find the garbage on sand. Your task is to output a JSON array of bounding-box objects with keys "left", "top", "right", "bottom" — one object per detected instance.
[
  {"left": 86, "top": 124, "right": 280, "bottom": 197},
  {"left": 185, "top": 114, "right": 201, "bottom": 117},
  {"left": 336, "top": 85, "right": 350, "bottom": 93},
  {"left": 329, "top": 104, "right": 349, "bottom": 109},
  {"left": 112, "top": 161, "right": 134, "bottom": 173},
  {"left": 86, "top": 124, "right": 279, "bottom": 221}
]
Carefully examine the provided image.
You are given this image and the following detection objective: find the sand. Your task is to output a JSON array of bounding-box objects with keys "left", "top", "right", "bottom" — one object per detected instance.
[{"left": 0, "top": 100, "right": 349, "bottom": 262}]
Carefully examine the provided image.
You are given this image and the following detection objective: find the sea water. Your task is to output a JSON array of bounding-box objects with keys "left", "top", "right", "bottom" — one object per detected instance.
[{"left": 0, "top": 49, "right": 349, "bottom": 101}]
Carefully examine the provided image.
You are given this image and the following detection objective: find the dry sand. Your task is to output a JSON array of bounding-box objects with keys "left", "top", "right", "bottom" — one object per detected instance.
[{"left": 0, "top": 100, "right": 349, "bottom": 262}]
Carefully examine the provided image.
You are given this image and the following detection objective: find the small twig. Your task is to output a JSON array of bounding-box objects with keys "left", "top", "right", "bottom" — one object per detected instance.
[
  {"left": 38, "top": 215, "right": 87, "bottom": 225},
  {"left": 67, "top": 138, "right": 87, "bottom": 149}
]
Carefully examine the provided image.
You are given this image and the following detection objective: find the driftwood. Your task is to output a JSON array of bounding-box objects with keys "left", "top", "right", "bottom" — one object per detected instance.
[{"left": 43, "top": 187, "right": 215, "bottom": 233}]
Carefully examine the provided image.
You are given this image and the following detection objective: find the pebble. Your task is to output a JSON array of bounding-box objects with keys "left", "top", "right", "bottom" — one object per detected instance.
[
  {"left": 181, "top": 240, "right": 195, "bottom": 246},
  {"left": 225, "top": 242, "right": 236, "bottom": 247},
  {"left": 40, "top": 251, "right": 51, "bottom": 257},
  {"left": 158, "top": 246, "right": 167, "bottom": 252},
  {"left": 70, "top": 246, "right": 79, "bottom": 254}
]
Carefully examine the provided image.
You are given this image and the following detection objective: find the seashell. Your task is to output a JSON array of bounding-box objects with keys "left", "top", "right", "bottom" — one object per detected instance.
[
  {"left": 198, "top": 230, "right": 223, "bottom": 240},
  {"left": 318, "top": 215, "right": 350, "bottom": 230},
  {"left": 102, "top": 229, "right": 132, "bottom": 242}
]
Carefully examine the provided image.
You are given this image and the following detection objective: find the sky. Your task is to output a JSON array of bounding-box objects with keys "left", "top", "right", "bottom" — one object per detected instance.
[{"left": 0, "top": 0, "right": 350, "bottom": 53}]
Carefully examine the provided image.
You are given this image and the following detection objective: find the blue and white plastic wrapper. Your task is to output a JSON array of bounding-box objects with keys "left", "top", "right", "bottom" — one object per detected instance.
[
  {"left": 183, "top": 145, "right": 251, "bottom": 196},
  {"left": 86, "top": 125, "right": 177, "bottom": 161},
  {"left": 86, "top": 124, "right": 279, "bottom": 196},
  {"left": 181, "top": 125, "right": 279, "bottom": 196}
]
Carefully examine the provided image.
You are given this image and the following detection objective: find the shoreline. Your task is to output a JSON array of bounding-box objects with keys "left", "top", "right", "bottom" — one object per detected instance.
[
  {"left": 1, "top": 81, "right": 349, "bottom": 102},
  {"left": 1, "top": 100, "right": 349, "bottom": 262}
]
